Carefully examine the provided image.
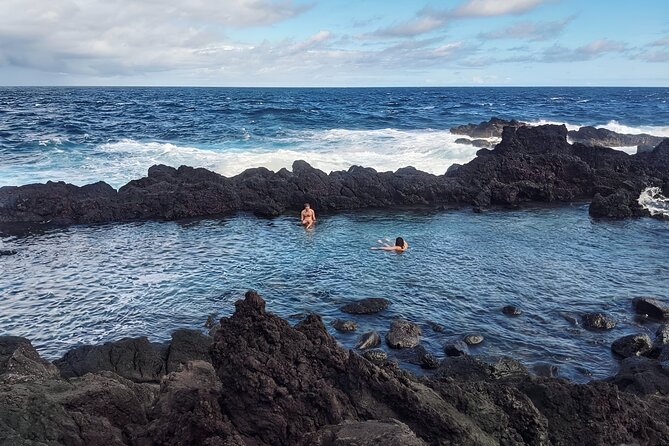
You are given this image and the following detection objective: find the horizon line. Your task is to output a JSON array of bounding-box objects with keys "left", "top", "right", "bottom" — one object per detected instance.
[{"left": 1, "top": 84, "right": 669, "bottom": 89}]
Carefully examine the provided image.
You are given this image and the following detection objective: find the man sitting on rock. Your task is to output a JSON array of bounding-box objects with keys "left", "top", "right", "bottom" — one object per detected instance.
[{"left": 301, "top": 203, "right": 316, "bottom": 229}]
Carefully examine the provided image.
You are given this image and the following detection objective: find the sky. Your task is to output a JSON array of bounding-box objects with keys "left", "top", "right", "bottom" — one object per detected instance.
[{"left": 0, "top": 0, "right": 668, "bottom": 86}]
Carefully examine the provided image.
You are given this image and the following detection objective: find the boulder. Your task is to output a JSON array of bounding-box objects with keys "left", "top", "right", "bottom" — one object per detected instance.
[
  {"left": 581, "top": 312, "right": 616, "bottom": 330},
  {"left": 54, "top": 336, "right": 166, "bottom": 382},
  {"left": 356, "top": 331, "right": 381, "bottom": 350},
  {"left": 633, "top": 297, "right": 669, "bottom": 321},
  {"left": 611, "top": 334, "right": 653, "bottom": 358},
  {"left": 463, "top": 334, "right": 484, "bottom": 345},
  {"left": 502, "top": 305, "right": 522, "bottom": 316},
  {"left": 304, "top": 419, "right": 428, "bottom": 446},
  {"left": 656, "top": 324, "right": 669, "bottom": 346},
  {"left": 0, "top": 336, "right": 59, "bottom": 381},
  {"left": 332, "top": 319, "right": 357, "bottom": 332},
  {"left": 533, "top": 363, "right": 560, "bottom": 378},
  {"left": 609, "top": 356, "right": 669, "bottom": 396},
  {"left": 340, "top": 298, "right": 390, "bottom": 315},
  {"left": 435, "top": 355, "right": 528, "bottom": 381},
  {"left": 443, "top": 341, "right": 469, "bottom": 357},
  {"left": 165, "top": 329, "right": 212, "bottom": 373},
  {"left": 589, "top": 189, "right": 647, "bottom": 219},
  {"left": 395, "top": 345, "right": 440, "bottom": 369},
  {"left": 385, "top": 320, "right": 421, "bottom": 349},
  {"left": 0, "top": 249, "right": 17, "bottom": 256}
]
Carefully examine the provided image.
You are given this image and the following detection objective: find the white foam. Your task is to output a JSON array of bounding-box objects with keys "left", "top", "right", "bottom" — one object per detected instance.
[
  {"left": 638, "top": 187, "right": 669, "bottom": 217},
  {"left": 2, "top": 129, "right": 480, "bottom": 188}
]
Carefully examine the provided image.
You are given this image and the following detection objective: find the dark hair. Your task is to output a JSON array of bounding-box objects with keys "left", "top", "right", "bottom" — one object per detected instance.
[
  {"left": 304, "top": 203, "right": 310, "bottom": 207},
  {"left": 395, "top": 237, "right": 405, "bottom": 247}
]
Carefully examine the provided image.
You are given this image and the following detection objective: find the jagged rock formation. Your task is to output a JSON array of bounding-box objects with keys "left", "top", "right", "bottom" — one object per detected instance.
[
  {"left": 567, "top": 126, "right": 665, "bottom": 152},
  {"left": 1, "top": 123, "right": 668, "bottom": 226},
  {"left": 3, "top": 291, "right": 669, "bottom": 445}
]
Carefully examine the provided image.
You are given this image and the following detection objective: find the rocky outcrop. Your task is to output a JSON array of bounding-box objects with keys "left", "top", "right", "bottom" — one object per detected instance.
[
  {"left": 633, "top": 297, "right": 669, "bottom": 321},
  {"left": 611, "top": 334, "right": 653, "bottom": 358},
  {"left": 3, "top": 291, "right": 669, "bottom": 445},
  {"left": 54, "top": 329, "right": 213, "bottom": 383},
  {"left": 450, "top": 117, "right": 526, "bottom": 138},
  {"left": 2, "top": 121, "right": 668, "bottom": 226},
  {"left": 581, "top": 312, "right": 616, "bottom": 330},
  {"left": 568, "top": 126, "right": 665, "bottom": 151}
]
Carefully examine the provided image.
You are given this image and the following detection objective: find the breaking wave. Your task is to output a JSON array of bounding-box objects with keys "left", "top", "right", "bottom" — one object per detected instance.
[{"left": 638, "top": 187, "right": 669, "bottom": 217}]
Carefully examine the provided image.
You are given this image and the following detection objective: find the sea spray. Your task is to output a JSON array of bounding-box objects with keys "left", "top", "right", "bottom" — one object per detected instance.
[{"left": 638, "top": 186, "right": 669, "bottom": 217}]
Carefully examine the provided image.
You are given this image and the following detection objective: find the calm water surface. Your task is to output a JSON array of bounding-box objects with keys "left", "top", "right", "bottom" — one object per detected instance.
[{"left": 1, "top": 205, "right": 667, "bottom": 381}]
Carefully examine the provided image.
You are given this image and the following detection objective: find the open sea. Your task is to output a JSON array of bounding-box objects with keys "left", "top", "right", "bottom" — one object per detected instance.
[{"left": 1, "top": 87, "right": 668, "bottom": 381}]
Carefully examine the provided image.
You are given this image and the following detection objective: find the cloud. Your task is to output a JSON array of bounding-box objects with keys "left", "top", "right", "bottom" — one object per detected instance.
[
  {"left": 649, "top": 36, "right": 669, "bottom": 47},
  {"left": 478, "top": 15, "right": 574, "bottom": 41},
  {"left": 539, "top": 39, "right": 627, "bottom": 62},
  {"left": 368, "top": 0, "right": 553, "bottom": 38},
  {"left": 452, "top": 0, "right": 552, "bottom": 17},
  {"left": 0, "top": 0, "right": 312, "bottom": 76}
]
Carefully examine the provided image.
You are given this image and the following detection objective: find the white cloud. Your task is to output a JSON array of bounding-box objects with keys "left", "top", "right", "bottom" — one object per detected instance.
[
  {"left": 478, "top": 15, "right": 574, "bottom": 41},
  {"left": 452, "top": 0, "right": 552, "bottom": 17}
]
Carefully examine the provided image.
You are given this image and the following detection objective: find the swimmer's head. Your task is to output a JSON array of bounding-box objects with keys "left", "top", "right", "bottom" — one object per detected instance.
[
  {"left": 304, "top": 203, "right": 310, "bottom": 209},
  {"left": 395, "top": 237, "right": 405, "bottom": 247}
]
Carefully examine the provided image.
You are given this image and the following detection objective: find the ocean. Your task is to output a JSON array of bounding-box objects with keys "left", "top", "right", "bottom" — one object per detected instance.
[{"left": 1, "top": 87, "right": 668, "bottom": 381}]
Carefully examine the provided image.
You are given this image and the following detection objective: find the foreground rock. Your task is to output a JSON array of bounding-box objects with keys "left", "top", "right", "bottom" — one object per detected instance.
[
  {"left": 2, "top": 121, "right": 668, "bottom": 226},
  {"left": 611, "top": 334, "right": 653, "bottom": 358},
  {"left": 633, "top": 297, "right": 669, "bottom": 321},
  {"left": 4, "top": 291, "right": 669, "bottom": 445},
  {"left": 385, "top": 319, "right": 421, "bottom": 349}
]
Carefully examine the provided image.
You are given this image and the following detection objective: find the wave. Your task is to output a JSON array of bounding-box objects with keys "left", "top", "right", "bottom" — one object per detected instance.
[
  {"left": 1, "top": 128, "right": 479, "bottom": 188},
  {"left": 638, "top": 187, "right": 669, "bottom": 217}
]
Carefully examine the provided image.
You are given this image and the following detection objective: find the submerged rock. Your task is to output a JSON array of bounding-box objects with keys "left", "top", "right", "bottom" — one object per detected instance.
[
  {"left": 581, "top": 312, "right": 616, "bottom": 330},
  {"left": 443, "top": 340, "right": 469, "bottom": 357},
  {"left": 633, "top": 297, "right": 669, "bottom": 321},
  {"left": 356, "top": 331, "right": 381, "bottom": 349},
  {"left": 611, "top": 334, "right": 653, "bottom": 358},
  {"left": 533, "top": 363, "right": 560, "bottom": 378},
  {"left": 385, "top": 319, "right": 421, "bottom": 349},
  {"left": 340, "top": 298, "right": 390, "bottom": 315},
  {"left": 0, "top": 249, "right": 16, "bottom": 256},
  {"left": 463, "top": 334, "right": 484, "bottom": 345},
  {"left": 395, "top": 345, "right": 440, "bottom": 369},
  {"left": 656, "top": 324, "right": 669, "bottom": 346},
  {"left": 609, "top": 356, "right": 669, "bottom": 396},
  {"left": 332, "top": 319, "right": 357, "bottom": 332},
  {"left": 502, "top": 305, "right": 522, "bottom": 316}
]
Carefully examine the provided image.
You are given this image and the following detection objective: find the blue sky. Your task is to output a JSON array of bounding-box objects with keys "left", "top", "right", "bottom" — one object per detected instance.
[{"left": 0, "top": 0, "right": 668, "bottom": 86}]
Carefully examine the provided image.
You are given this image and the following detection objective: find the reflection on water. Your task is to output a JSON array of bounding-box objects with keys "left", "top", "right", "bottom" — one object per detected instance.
[{"left": 1, "top": 205, "right": 668, "bottom": 381}]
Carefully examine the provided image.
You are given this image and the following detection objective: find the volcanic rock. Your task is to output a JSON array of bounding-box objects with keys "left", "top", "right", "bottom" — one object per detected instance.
[
  {"left": 581, "top": 312, "right": 616, "bottom": 330},
  {"left": 304, "top": 419, "right": 428, "bottom": 446},
  {"left": 450, "top": 117, "right": 526, "bottom": 138},
  {"left": 611, "top": 334, "right": 653, "bottom": 358},
  {"left": 385, "top": 319, "right": 421, "bottom": 349},
  {"left": 444, "top": 341, "right": 469, "bottom": 357},
  {"left": 463, "top": 334, "right": 484, "bottom": 345},
  {"left": 332, "top": 319, "right": 358, "bottom": 332},
  {"left": 502, "top": 305, "right": 522, "bottom": 316},
  {"left": 633, "top": 297, "right": 669, "bottom": 321},
  {"left": 340, "top": 298, "right": 390, "bottom": 315},
  {"left": 356, "top": 331, "right": 381, "bottom": 350}
]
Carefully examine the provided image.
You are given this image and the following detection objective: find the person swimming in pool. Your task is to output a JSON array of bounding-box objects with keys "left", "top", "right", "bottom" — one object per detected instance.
[
  {"left": 300, "top": 203, "right": 316, "bottom": 229},
  {"left": 371, "top": 237, "right": 409, "bottom": 252}
]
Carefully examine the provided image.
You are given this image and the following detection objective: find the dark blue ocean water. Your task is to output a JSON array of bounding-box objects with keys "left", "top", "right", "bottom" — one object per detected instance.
[
  {"left": 1, "top": 87, "right": 668, "bottom": 381},
  {"left": 1, "top": 87, "right": 668, "bottom": 187}
]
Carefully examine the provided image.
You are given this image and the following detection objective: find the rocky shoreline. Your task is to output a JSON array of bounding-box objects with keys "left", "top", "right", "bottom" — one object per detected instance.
[
  {"left": 1, "top": 119, "right": 668, "bottom": 227},
  {"left": 2, "top": 291, "right": 669, "bottom": 445}
]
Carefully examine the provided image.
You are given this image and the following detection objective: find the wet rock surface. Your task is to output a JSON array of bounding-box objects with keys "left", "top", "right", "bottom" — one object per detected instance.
[
  {"left": 385, "top": 319, "right": 421, "bottom": 349},
  {"left": 567, "top": 126, "right": 665, "bottom": 150},
  {"left": 502, "top": 305, "right": 522, "bottom": 316},
  {"left": 611, "top": 334, "right": 653, "bottom": 358},
  {"left": 463, "top": 334, "right": 484, "bottom": 345},
  {"left": 3, "top": 291, "right": 669, "bottom": 445},
  {"left": 340, "top": 298, "right": 390, "bottom": 315},
  {"left": 332, "top": 319, "right": 358, "bottom": 332},
  {"left": 356, "top": 331, "right": 382, "bottom": 350},
  {"left": 2, "top": 121, "right": 668, "bottom": 227},
  {"left": 633, "top": 297, "right": 669, "bottom": 321},
  {"left": 581, "top": 312, "right": 616, "bottom": 330}
]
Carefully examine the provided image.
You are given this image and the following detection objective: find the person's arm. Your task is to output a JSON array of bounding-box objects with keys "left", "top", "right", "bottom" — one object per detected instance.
[
  {"left": 371, "top": 246, "right": 400, "bottom": 251},
  {"left": 312, "top": 210, "right": 316, "bottom": 221}
]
